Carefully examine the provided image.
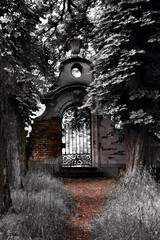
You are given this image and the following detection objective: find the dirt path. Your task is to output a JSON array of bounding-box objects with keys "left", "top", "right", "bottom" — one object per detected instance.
[{"left": 63, "top": 178, "right": 118, "bottom": 240}]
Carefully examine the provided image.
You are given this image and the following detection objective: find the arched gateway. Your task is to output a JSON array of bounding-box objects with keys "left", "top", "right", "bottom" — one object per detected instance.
[{"left": 28, "top": 38, "right": 126, "bottom": 177}]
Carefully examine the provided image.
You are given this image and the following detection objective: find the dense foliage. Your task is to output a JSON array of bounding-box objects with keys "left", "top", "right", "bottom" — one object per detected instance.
[
  {"left": 1, "top": 0, "right": 160, "bottom": 131},
  {"left": 86, "top": 0, "right": 160, "bottom": 136},
  {"left": 0, "top": 0, "right": 94, "bottom": 124}
]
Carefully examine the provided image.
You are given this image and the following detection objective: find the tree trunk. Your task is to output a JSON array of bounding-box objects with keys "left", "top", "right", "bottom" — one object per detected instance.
[
  {"left": 124, "top": 125, "right": 149, "bottom": 171},
  {"left": 6, "top": 97, "right": 26, "bottom": 188},
  {"left": 0, "top": 57, "right": 26, "bottom": 212},
  {"left": 0, "top": 71, "right": 12, "bottom": 212}
]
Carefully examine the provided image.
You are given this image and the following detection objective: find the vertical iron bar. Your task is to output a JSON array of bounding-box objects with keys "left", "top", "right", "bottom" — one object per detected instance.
[
  {"left": 83, "top": 124, "right": 84, "bottom": 155},
  {"left": 66, "top": 124, "right": 69, "bottom": 155},
  {"left": 79, "top": 126, "right": 81, "bottom": 154},
  {"left": 71, "top": 122, "right": 74, "bottom": 154},
  {"left": 75, "top": 127, "right": 77, "bottom": 155},
  {"left": 85, "top": 123, "right": 87, "bottom": 154},
  {"left": 88, "top": 123, "right": 91, "bottom": 154},
  {"left": 76, "top": 125, "right": 80, "bottom": 154},
  {"left": 63, "top": 127, "right": 66, "bottom": 155},
  {"left": 69, "top": 123, "right": 71, "bottom": 155}
]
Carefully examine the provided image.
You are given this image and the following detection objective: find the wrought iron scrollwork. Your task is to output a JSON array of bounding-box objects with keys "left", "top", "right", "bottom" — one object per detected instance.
[{"left": 62, "top": 154, "right": 91, "bottom": 167}]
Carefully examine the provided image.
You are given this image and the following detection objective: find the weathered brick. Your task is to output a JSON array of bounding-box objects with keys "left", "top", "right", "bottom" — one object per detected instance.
[{"left": 28, "top": 118, "right": 62, "bottom": 163}]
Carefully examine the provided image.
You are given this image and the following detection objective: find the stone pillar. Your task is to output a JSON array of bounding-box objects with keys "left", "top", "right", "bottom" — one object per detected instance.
[
  {"left": 98, "top": 116, "right": 126, "bottom": 176},
  {"left": 91, "top": 113, "right": 100, "bottom": 168}
]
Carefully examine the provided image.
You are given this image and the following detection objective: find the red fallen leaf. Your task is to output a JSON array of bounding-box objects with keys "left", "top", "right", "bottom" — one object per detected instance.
[{"left": 63, "top": 178, "right": 118, "bottom": 240}]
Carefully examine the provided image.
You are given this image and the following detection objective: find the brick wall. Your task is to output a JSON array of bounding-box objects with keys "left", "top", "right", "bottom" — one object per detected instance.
[{"left": 28, "top": 118, "right": 62, "bottom": 164}]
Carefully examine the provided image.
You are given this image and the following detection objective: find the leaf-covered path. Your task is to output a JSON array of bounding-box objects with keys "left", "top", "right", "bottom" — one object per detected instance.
[{"left": 63, "top": 178, "right": 118, "bottom": 240}]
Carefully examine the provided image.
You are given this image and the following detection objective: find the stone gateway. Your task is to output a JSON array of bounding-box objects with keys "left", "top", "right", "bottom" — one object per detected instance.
[{"left": 28, "top": 54, "right": 126, "bottom": 177}]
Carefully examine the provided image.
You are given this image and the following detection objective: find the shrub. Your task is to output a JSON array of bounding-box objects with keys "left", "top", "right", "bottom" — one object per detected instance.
[
  {"left": 1, "top": 171, "right": 72, "bottom": 240},
  {"left": 91, "top": 169, "right": 160, "bottom": 240}
]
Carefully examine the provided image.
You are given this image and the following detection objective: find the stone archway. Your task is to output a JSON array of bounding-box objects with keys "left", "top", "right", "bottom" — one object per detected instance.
[
  {"left": 28, "top": 56, "right": 126, "bottom": 177},
  {"left": 62, "top": 106, "right": 91, "bottom": 167}
]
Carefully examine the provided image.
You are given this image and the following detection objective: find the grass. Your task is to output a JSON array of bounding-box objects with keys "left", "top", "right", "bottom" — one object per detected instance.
[
  {"left": 1, "top": 171, "right": 72, "bottom": 240},
  {"left": 90, "top": 169, "right": 160, "bottom": 240}
]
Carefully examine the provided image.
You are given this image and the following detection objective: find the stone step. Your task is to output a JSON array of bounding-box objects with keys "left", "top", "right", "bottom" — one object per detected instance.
[{"left": 61, "top": 167, "right": 103, "bottom": 178}]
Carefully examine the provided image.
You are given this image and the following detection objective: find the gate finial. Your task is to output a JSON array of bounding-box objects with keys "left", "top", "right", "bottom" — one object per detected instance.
[{"left": 70, "top": 33, "right": 82, "bottom": 56}]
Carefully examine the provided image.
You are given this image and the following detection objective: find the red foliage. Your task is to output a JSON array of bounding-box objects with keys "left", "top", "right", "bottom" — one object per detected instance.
[{"left": 63, "top": 178, "right": 118, "bottom": 240}]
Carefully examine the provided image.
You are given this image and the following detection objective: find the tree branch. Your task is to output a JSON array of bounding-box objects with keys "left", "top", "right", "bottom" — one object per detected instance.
[{"left": 33, "top": 0, "right": 66, "bottom": 42}]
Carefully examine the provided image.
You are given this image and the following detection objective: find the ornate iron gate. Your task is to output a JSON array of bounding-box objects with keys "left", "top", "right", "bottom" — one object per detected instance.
[{"left": 62, "top": 106, "right": 91, "bottom": 167}]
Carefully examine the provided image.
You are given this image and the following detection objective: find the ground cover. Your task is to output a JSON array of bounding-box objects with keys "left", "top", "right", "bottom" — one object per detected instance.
[
  {"left": 63, "top": 171, "right": 160, "bottom": 240},
  {"left": 0, "top": 171, "right": 72, "bottom": 240},
  {"left": 90, "top": 170, "right": 160, "bottom": 240},
  {"left": 63, "top": 178, "right": 118, "bottom": 240},
  {"left": 1, "top": 170, "right": 159, "bottom": 240}
]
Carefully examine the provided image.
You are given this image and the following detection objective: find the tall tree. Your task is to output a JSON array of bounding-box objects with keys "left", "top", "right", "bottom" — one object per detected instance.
[
  {"left": 0, "top": 0, "right": 41, "bottom": 211},
  {"left": 86, "top": 0, "right": 160, "bottom": 170}
]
